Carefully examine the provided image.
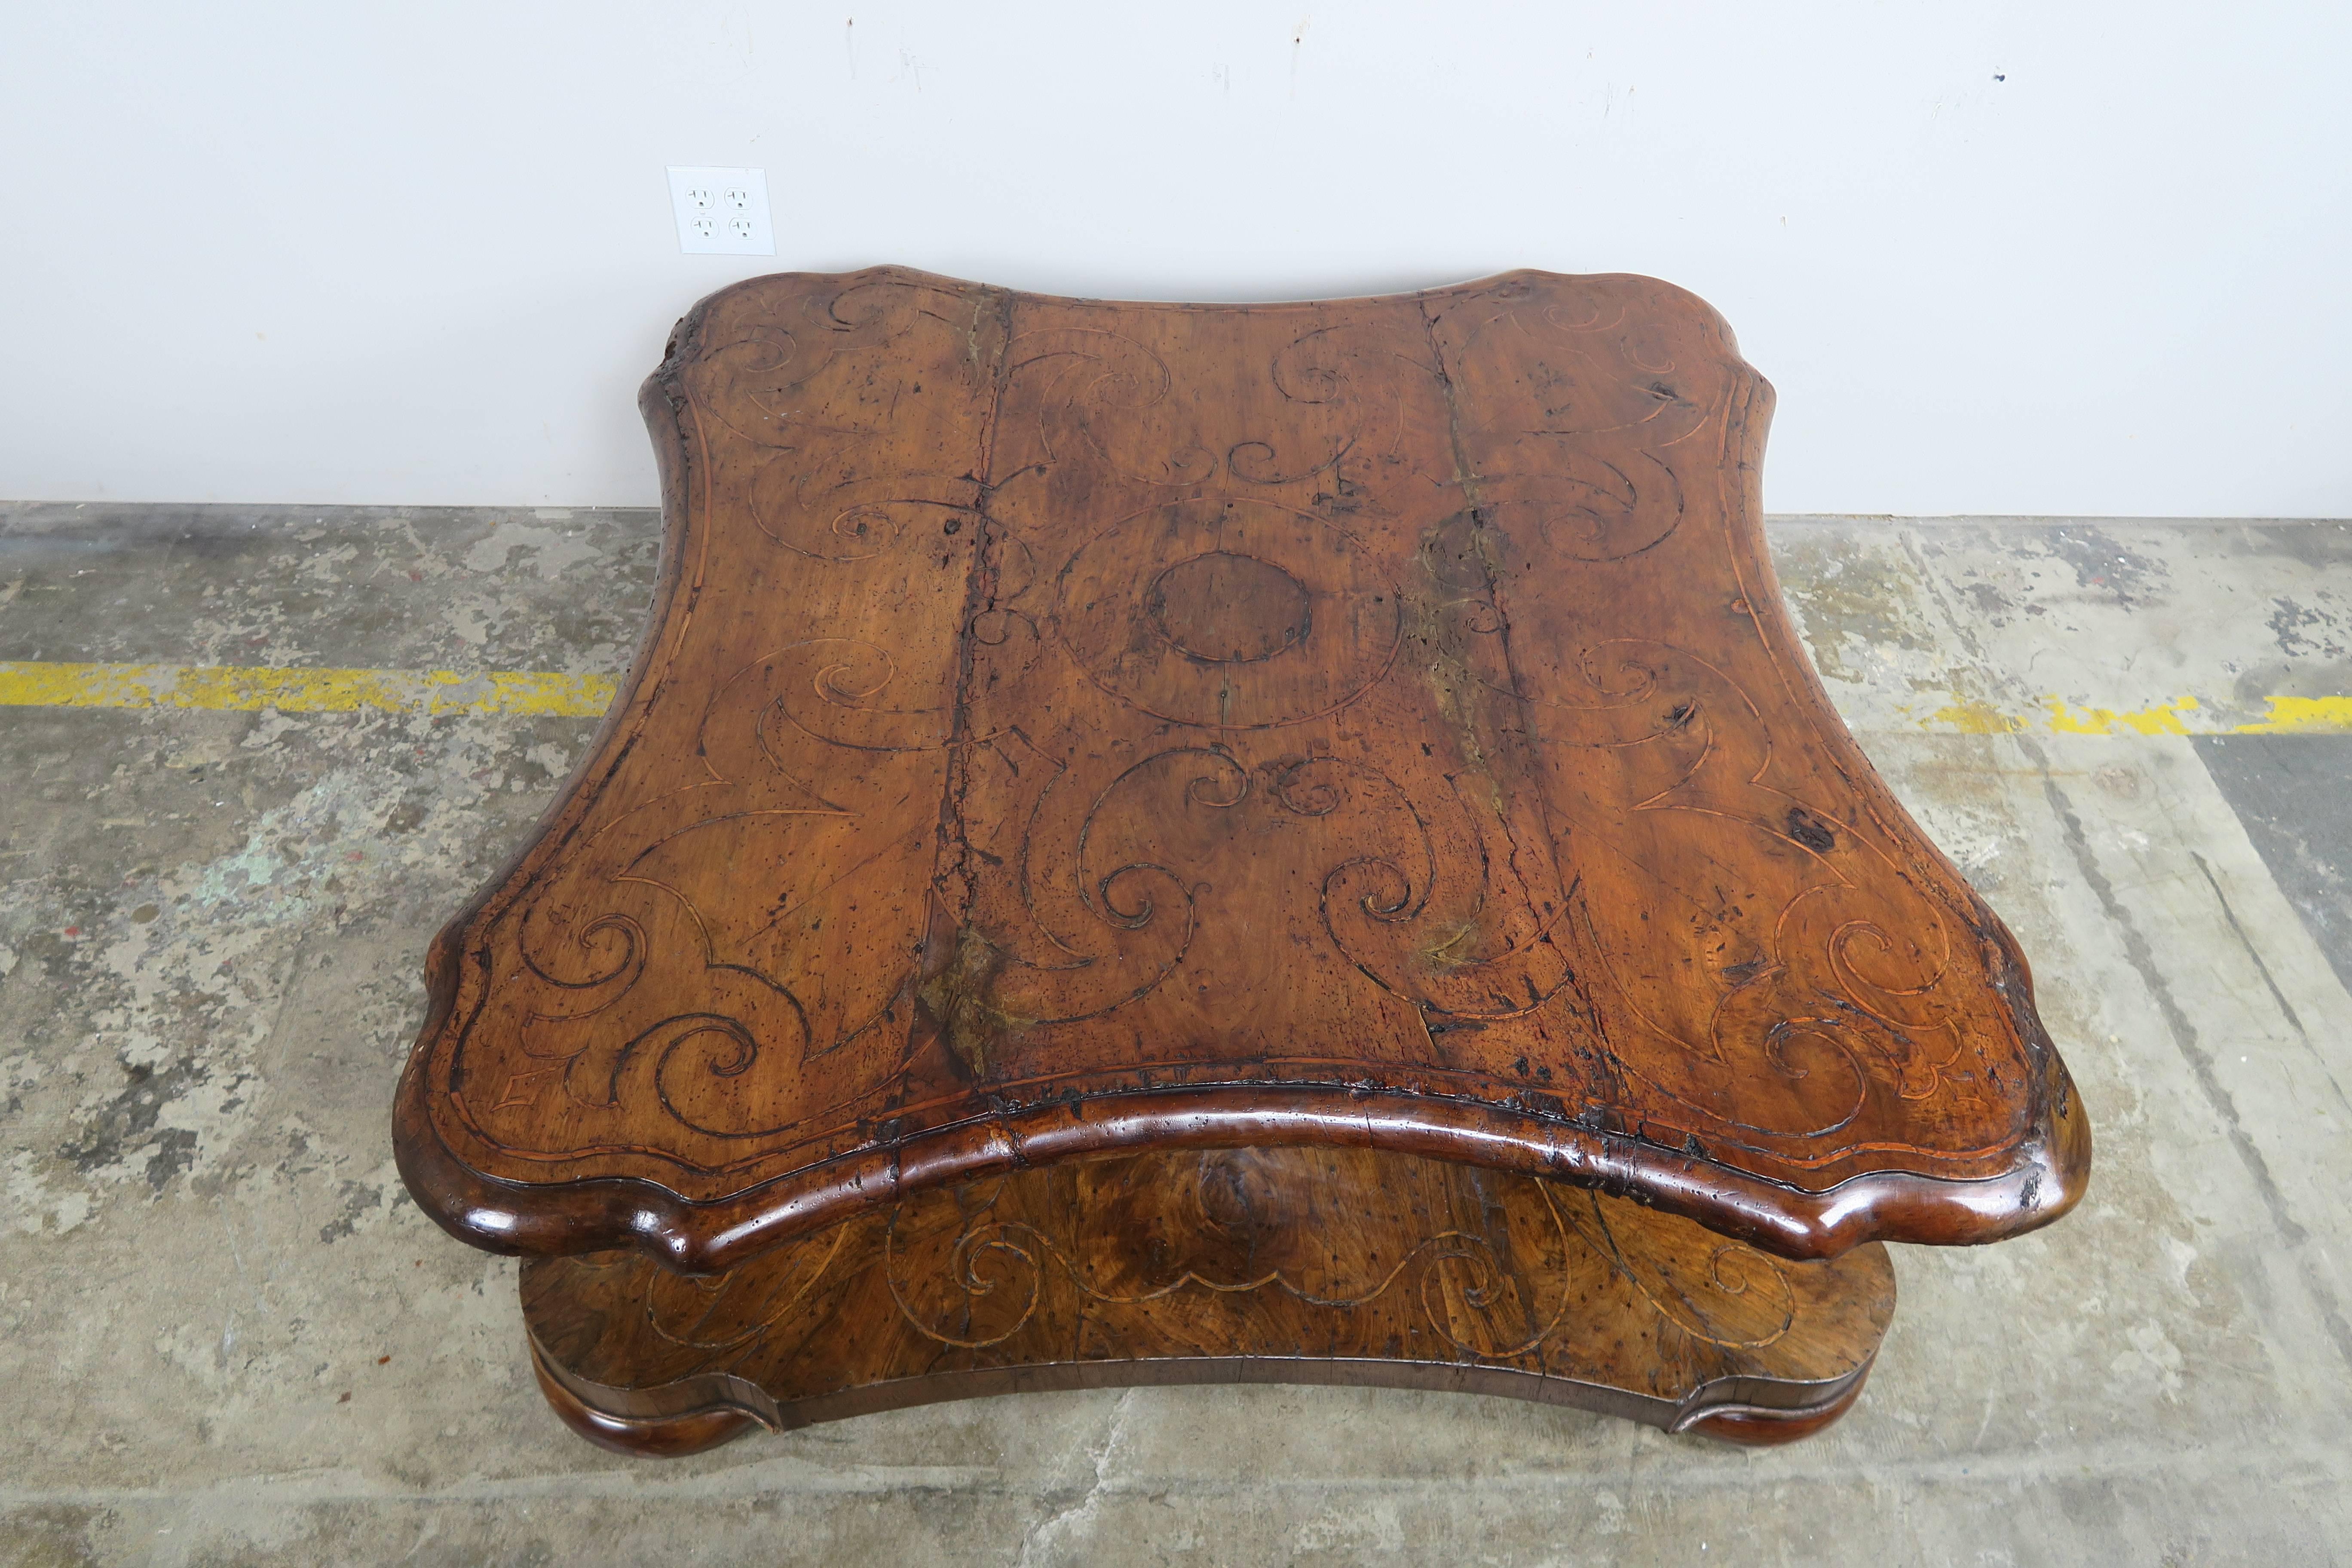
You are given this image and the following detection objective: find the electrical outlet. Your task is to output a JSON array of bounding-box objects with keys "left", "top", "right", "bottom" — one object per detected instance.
[{"left": 666, "top": 167, "right": 774, "bottom": 256}]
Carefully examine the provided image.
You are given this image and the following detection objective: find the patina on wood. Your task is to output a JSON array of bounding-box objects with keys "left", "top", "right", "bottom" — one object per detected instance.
[
  {"left": 524, "top": 1145, "right": 1896, "bottom": 1456},
  {"left": 394, "top": 266, "right": 2088, "bottom": 1276}
]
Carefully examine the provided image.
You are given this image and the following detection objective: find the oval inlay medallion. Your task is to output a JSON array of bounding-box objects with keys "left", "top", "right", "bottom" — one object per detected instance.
[
  {"left": 1052, "top": 496, "right": 1402, "bottom": 729},
  {"left": 1146, "top": 551, "right": 1312, "bottom": 663}
]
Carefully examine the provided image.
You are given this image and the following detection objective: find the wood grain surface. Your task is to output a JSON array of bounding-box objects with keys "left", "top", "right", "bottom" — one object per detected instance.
[
  {"left": 522, "top": 1146, "right": 1896, "bottom": 1455},
  {"left": 395, "top": 267, "right": 2089, "bottom": 1270}
]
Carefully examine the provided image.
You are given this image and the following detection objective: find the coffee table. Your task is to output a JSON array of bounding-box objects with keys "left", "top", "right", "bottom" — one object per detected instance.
[{"left": 394, "top": 267, "right": 2087, "bottom": 1452}]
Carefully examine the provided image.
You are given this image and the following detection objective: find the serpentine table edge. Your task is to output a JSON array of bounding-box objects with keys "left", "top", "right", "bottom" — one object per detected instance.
[{"left": 392, "top": 266, "right": 2090, "bottom": 1277}]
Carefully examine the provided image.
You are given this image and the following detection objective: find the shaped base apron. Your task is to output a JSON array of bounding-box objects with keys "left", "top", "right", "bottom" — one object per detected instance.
[{"left": 523, "top": 1147, "right": 1896, "bottom": 1455}]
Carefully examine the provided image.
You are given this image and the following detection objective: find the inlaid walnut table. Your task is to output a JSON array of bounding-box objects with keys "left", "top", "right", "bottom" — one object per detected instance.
[{"left": 393, "top": 267, "right": 2089, "bottom": 1454}]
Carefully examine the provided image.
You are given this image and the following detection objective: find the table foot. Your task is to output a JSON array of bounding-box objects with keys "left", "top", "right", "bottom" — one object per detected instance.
[
  {"left": 1675, "top": 1368, "right": 1875, "bottom": 1445},
  {"left": 530, "top": 1342, "right": 760, "bottom": 1458}
]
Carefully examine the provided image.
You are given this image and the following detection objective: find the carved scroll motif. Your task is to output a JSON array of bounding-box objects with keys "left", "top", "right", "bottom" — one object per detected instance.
[
  {"left": 879, "top": 1151, "right": 1585, "bottom": 1357},
  {"left": 1497, "top": 635, "right": 1960, "bottom": 1141},
  {"left": 1004, "top": 320, "right": 1389, "bottom": 490},
  {"left": 449, "top": 277, "right": 995, "bottom": 1163}
]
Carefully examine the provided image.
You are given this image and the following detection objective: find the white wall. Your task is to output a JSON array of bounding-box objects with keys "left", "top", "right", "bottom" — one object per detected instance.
[{"left": 3, "top": 1, "right": 2346, "bottom": 515}]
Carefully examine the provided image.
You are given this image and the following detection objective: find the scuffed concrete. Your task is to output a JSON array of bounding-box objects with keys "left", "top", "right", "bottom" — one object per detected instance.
[
  {"left": 1, "top": 504, "right": 2348, "bottom": 1565},
  {"left": 1772, "top": 516, "right": 2352, "bottom": 731},
  {"left": 2197, "top": 734, "right": 2352, "bottom": 996}
]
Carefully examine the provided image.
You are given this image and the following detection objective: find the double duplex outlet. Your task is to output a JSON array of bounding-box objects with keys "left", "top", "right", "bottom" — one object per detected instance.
[{"left": 666, "top": 167, "right": 774, "bottom": 256}]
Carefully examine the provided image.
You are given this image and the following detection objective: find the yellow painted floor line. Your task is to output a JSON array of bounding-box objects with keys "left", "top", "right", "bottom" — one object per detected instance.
[
  {"left": 0, "top": 660, "right": 616, "bottom": 718},
  {"left": 0, "top": 660, "right": 2343, "bottom": 735},
  {"left": 1920, "top": 693, "right": 2352, "bottom": 736}
]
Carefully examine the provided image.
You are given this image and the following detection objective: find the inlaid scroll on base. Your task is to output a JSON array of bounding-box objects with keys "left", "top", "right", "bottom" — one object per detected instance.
[{"left": 521, "top": 1146, "right": 1896, "bottom": 1455}]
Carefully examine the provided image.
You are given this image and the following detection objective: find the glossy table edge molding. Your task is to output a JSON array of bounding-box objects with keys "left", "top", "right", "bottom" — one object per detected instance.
[
  {"left": 392, "top": 265, "right": 2091, "bottom": 1273},
  {"left": 397, "top": 1026, "right": 2086, "bottom": 1270}
]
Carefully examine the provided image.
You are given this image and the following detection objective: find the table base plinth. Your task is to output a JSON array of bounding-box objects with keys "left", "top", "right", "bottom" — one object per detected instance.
[{"left": 520, "top": 1146, "right": 1895, "bottom": 1455}]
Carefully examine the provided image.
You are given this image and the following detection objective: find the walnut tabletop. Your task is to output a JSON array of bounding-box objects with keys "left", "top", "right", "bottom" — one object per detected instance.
[{"left": 394, "top": 266, "right": 2087, "bottom": 1279}]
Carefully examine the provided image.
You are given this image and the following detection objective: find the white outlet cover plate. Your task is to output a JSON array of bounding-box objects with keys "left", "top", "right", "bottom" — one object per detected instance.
[{"left": 666, "top": 166, "right": 775, "bottom": 256}]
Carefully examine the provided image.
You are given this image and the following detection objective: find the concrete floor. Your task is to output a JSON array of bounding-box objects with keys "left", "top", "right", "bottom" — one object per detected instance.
[{"left": 1, "top": 502, "right": 2348, "bottom": 1566}]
